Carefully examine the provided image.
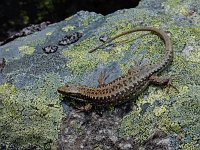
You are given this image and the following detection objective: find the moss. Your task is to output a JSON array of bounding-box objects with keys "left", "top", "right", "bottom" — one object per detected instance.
[
  {"left": 18, "top": 45, "right": 35, "bottom": 55},
  {"left": 0, "top": 73, "right": 63, "bottom": 148}
]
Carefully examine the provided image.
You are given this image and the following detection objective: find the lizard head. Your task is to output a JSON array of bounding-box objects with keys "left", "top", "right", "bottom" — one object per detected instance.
[{"left": 57, "top": 83, "right": 81, "bottom": 96}]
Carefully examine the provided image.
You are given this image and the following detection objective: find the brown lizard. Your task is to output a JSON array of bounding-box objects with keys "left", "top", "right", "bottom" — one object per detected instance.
[{"left": 57, "top": 27, "right": 173, "bottom": 106}]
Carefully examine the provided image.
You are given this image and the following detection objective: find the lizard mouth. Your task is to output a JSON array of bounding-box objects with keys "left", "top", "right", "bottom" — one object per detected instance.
[
  {"left": 57, "top": 87, "right": 78, "bottom": 96},
  {"left": 57, "top": 86, "right": 66, "bottom": 95}
]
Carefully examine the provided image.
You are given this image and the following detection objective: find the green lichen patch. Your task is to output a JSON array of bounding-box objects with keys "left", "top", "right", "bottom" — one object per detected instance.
[
  {"left": 18, "top": 45, "right": 35, "bottom": 55},
  {"left": 0, "top": 73, "right": 63, "bottom": 148},
  {"left": 62, "top": 25, "right": 76, "bottom": 32},
  {"left": 62, "top": 36, "right": 118, "bottom": 75},
  {"left": 46, "top": 32, "right": 52, "bottom": 36},
  {"left": 65, "top": 15, "right": 73, "bottom": 21},
  {"left": 120, "top": 85, "right": 199, "bottom": 146}
]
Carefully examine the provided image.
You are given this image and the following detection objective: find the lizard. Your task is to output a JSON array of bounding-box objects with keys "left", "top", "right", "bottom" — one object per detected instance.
[{"left": 57, "top": 27, "right": 174, "bottom": 106}]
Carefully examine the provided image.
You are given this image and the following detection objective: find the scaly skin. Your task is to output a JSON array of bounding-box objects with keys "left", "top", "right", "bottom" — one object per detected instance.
[{"left": 57, "top": 27, "right": 173, "bottom": 105}]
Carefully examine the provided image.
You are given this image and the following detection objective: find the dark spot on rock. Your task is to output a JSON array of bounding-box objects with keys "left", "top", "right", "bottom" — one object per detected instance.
[
  {"left": 140, "top": 102, "right": 151, "bottom": 115},
  {"left": 99, "top": 35, "right": 109, "bottom": 42},
  {"left": 42, "top": 45, "right": 58, "bottom": 54},
  {"left": 58, "top": 32, "right": 83, "bottom": 46},
  {"left": 0, "top": 58, "right": 6, "bottom": 72}
]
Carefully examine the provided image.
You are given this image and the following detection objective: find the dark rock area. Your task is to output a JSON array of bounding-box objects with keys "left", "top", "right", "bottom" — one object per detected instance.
[{"left": 0, "top": 0, "right": 140, "bottom": 41}]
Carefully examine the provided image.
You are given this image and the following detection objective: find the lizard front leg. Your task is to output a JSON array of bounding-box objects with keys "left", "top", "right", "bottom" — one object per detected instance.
[{"left": 97, "top": 70, "right": 109, "bottom": 87}]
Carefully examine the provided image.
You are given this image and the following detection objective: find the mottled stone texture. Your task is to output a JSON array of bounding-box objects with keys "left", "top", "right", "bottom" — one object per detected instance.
[{"left": 0, "top": 0, "right": 199, "bottom": 149}]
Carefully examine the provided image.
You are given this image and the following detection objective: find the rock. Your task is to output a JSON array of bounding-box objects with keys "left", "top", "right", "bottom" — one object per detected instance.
[{"left": 0, "top": 0, "right": 199, "bottom": 149}]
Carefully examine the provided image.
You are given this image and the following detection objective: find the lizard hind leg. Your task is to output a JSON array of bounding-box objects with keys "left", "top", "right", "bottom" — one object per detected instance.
[
  {"left": 128, "top": 65, "right": 141, "bottom": 75},
  {"left": 149, "top": 75, "right": 179, "bottom": 93}
]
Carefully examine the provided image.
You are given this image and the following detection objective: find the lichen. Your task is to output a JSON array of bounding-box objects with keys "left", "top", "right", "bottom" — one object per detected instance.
[
  {"left": 62, "top": 26, "right": 166, "bottom": 77},
  {"left": 0, "top": 73, "right": 63, "bottom": 148},
  {"left": 162, "top": 0, "right": 200, "bottom": 17},
  {"left": 62, "top": 36, "right": 116, "bottom": 75},
  {"left": 153, "top": 106, "right": 167, "bottom": 117},
  {"left": 18, "top": 45, "right": 35, "bottom": 55},
  {"left": 46, "top": 32, "right": 52, "bottom": 36},
  {"left": 62, "top": 25, "right": 76, "bottom": 32},
  {"left": 82, "top": 16, "right": 95, "bottom": 26},
  {"left": 180, "top": 141, "right": 199, "bottom": 150},
  {"left": 65, "top": 15, "right": 73, "bottom": 21}
]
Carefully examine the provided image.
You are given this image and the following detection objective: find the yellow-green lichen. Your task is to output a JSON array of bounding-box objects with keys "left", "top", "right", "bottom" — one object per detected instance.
[
  {"left": 0, "top": 83, "right": 16, "bottom": 95},
  {"left": 180, "top": 6, "right": 188, "bottom": 16},
  {"left": 62, "top": 25, "right": 76, "bottom": 32},
  {"left": 46, "top": 32, "right": 52, "bottom": 36},
  {"left": 93, "top": 146, "right": 102, "bottom": 150},
  {"left": 82, "top": 16, "right": 93, "bottom": 26},
  {"left": 62, "top": 36, "right": 117, "bottom": 75},
  {"left": 180, "top": 142, "right": 199, "bottom": 150},
  {"left": 65, "top": 15, "right": 73, "bottom": 21},
  {"left": 0, "top": 73, "right": 63, "bottom": 148},
  {"left": 18, "top": 45, "right": 35, "bottom": 55},
  {"left": 153, "top": 106, "right": 167, "bottom": 117}
]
